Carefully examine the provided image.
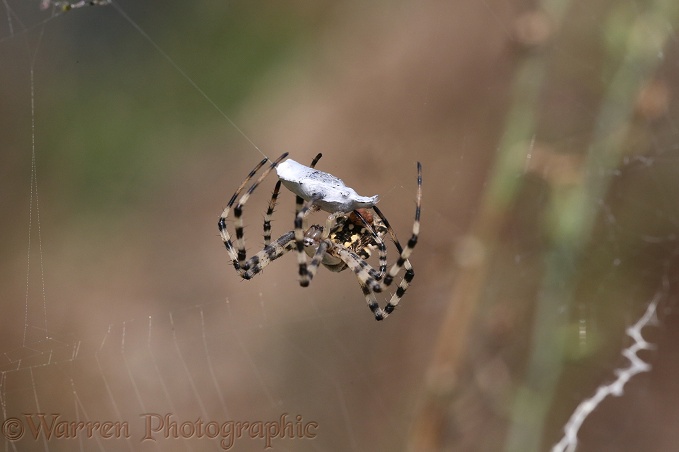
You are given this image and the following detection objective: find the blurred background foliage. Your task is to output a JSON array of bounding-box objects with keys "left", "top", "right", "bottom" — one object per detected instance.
[{"left": 15, "top": 2, "right": 327, "bottom": 211}]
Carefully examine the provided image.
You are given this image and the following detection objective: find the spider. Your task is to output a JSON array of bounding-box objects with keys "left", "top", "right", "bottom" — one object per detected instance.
[{"left": 217, "top": 152, "right": 422, "bottom": 321}]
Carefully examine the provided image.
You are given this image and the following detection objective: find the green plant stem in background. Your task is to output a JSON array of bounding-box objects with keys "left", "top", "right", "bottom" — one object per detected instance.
[{"left": 506, "top": 1, "right": 679, "bottom": 451}]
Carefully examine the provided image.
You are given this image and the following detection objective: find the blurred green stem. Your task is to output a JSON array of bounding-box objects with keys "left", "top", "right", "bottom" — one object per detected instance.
[{"left": 506, "top": 1, "right": 679, "bottom": 451}]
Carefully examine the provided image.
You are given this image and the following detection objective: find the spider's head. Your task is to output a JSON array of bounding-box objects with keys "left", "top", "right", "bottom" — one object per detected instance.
[
  {"left": 303, "top": 225, "right": 324, "bottom": 247},
  {"left": 303, "top": 224, "right": 346, "bottom": 271}
]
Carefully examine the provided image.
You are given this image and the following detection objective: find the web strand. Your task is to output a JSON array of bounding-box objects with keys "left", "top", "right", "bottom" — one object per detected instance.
[
  {"left": 1, "top": 0, "right": 13, "bottom": 37},
  {"left": 108, "top": 0, "right": 268, "bottom": 159},
  {"left": 23, "top": 32, "right": 49, "bottom": 347}
]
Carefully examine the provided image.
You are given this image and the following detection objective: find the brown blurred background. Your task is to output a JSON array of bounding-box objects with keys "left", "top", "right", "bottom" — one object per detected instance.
[{"left": 1, "top": 0, "right": 679, "bottom": 451}]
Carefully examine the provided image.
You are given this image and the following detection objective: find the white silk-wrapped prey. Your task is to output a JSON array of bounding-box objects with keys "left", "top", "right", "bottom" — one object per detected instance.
[{"left": 276, "top": 159, "right": 379, "bottom": 212}]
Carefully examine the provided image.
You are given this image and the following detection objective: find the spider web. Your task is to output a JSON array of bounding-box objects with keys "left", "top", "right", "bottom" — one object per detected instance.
[{"left": 1, "top": 1, "right": 679, "bottom": 451}]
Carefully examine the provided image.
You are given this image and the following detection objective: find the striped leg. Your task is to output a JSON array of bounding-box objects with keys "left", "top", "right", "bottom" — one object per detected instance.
[
  {"left": 336, "top": 248, "right": 382, "bottom": 292},
  {"left": 263, "top": 153, "right": 322, "bottom": 246},
  {"left": 357, "top": 279, "right": 388, "bottom": 321},
  {"left": 335, "top": 248, "right": 389, "bottom": 320},
  {"left": 292, "top": 153, "right": 325, "bottom": 287},
  {"left": 381, "top": 259, "right": 414, "bottom": 316},
  {"left": 240, "top": 232, "right": 296, "bottom": 280},
  {"left": 218, "top": 157, "right": 269, "bottom": 269},
  {"left": 263, "top": 180, "right": 282, "bottom": 246},
  {"left": 336, "top": 246, "right": 415, "bottom": 320},
  {"left": 337, "top": 161, "right": 422, "bottom": 320},
  {"left": 218, "top": 153, "right": 288, "bottom": 275},
  {"left": 304, "top": 240, "right": 329, "bottom": 284},
  {"left": 294, "top": 197, "right": 320, "bottom": 287},
  {"left": 377, "top": 161, "right": 421, "bottom": 289},
  {"left": 233, "top": 153, "right": 289, "bottom": 271},
  {"left": 372, "top": 205, "right": 403, "bottom": 253},
  {"left": 351, "top": 209, "right": 388, "bottom": 279}
]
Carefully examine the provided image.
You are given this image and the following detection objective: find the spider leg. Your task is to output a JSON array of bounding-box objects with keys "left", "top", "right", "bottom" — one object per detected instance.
[
  {"left": 338, "top": 247, "right": 416, "bottom": 320},
  {"left": 377, "top": 161, "right": 421, "bottom": 289},
  {"left": 336, "top": 248, "right": 383, "bottom": 292},
  {"left": 304, "top": 240, "right": 330, "bottom": 284},
  {"left": 310, "top": 152, "right": 323, "bottom": 168},
  {"left": 263, "top": 180, "right": 282, "bottom": 246},
  {"left": 382, "top": 259, "right": 414, "bottom": 316},
  {"left": 240, "top": 231, "right": 296, "bottom": 279},
  {"left": 337, "top": 161, "right": 421, "bottom": 320},
  {"left": 357, "top": 278, "right": 389, "bottom": 321},
  {"left": 370, "top": 161, "right": 422, "bottom": 256},
  {"left": 372, "top": 205, "right": 404, "bottom": 253},
  {"left": 288, "top": 154, "right": 328, "bottom": 286},
  {"left": 218, "top": 152, "right": 288, "bottom": 274},
  {"left": 321, "top": 211, "right": 345, "bottom": 240},
  {"left": 352, "top": 209, "right": 388, "bottom": 279},
  {"left": 334, "top": 247, "right": 395, "bottom": 320},
  {"left": 294, "top": 188, "right": 345, "bottom": 286},
  {"left": 218, "top": 156, "right": 269, "bottom": 268},
  {"left": 233, "top": 153, "right": 289, "bottom": 271},
  {"left": 294, "top": 196, "right": 321, "bottom": 286},
  {"left": 263, "top": 153, "right": 323, "bottom": 246}
]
